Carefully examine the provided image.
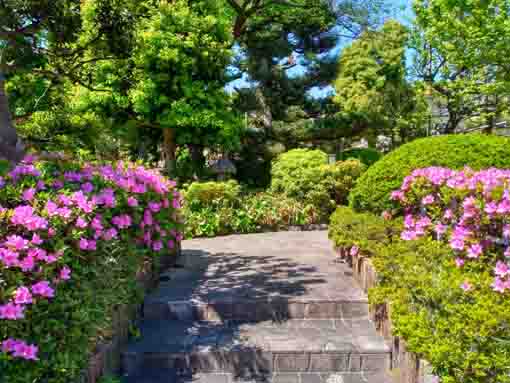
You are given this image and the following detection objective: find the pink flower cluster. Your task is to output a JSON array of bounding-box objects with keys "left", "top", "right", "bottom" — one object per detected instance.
[
  {"left": 391, "top": 167, "right": 510, "bottom": 294},
  {"left": 0, "top": 156, "right": 182, "bottom": 362},
  {"left": 2, "top": 338, "right": 38, "bottom": 360}
]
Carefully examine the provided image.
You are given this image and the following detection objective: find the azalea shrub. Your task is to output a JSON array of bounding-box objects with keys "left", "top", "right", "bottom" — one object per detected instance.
[
  {"left": 371, "top": 238, "right": 510, "bottom": 383},
  {"left": 391, "top": 166, "right": 510, "bottom": 293},
  {"left": 349, "top": 134, "right": 510, "bottom": 214},
  {"left": 329, "top": 166, "right": 510, "bottom": 382},
  {"left": 347, "top": 166, "right": 510, "bottom": 383},
  {"left": 0, "top": 155, "right": 182, "bottom": 383}
]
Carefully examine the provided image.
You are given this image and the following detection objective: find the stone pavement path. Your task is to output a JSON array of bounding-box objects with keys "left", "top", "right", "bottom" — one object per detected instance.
[{"left": 122, "top": 231, "right": 392, "bottom": 383}]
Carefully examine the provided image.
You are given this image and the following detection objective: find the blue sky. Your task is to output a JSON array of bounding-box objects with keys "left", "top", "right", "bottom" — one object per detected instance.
[{"left": 226, "top": 0, "right": 414, "bottom": 98}]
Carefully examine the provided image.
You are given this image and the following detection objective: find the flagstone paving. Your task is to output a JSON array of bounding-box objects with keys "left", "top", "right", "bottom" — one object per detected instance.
[{"left": 122, "top": 231, "right": 392, "bottom": 383}]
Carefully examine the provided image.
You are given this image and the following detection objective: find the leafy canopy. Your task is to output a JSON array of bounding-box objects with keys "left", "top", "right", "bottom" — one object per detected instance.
[{"left": 333, "top": 20, "right": 427, "bottom": 142}]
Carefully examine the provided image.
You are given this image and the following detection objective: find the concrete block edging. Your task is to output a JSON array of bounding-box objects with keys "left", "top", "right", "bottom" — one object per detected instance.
[{"left": 334, "top": 247, "right": 436, "bottom": 383}]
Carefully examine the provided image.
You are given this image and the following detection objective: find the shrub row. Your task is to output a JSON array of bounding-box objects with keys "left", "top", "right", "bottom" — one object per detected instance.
[
  {"left": 0, "top": 156, "right": 182, "bottom": 383},
  {"left": 183, "top": 181, "right": 321, "bottom": 238},
  {"left": 329, "top": 206, "right": 398, "bottom": 257},
  {"left": 182, "top": 149, "right": 367, "bottom": 239}
]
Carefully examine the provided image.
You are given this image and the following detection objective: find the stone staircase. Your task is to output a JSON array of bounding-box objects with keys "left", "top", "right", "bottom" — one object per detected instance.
[{"left": 121, "top": 231, "right": 392, "bottom": 383}]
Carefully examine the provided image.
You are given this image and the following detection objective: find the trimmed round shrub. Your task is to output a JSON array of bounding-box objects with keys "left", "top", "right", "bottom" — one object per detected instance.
[
  {"left": 349, "top": 134, "right": 510, "bottom": 213},
  {"left": 340, "top": 148, "right": 382, "bottom": 166},
  {"left": 270, "top": 148, "right": 328, "bottom": 200},
  {"left": 270, "top": 149, "right": 365, "bottom": 216},
  {"left": 183, "top": 180, "right": 241, "bottom": 212}
]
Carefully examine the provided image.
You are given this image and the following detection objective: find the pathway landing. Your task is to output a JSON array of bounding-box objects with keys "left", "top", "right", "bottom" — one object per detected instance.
[{"left": 122, "top": 231, "right": 392, "bottom": 383}]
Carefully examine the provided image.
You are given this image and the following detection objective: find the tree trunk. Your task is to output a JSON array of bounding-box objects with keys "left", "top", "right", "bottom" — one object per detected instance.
[
  {"left": 162, "top": 127, "right": 176, "bottom": 176},
  {"left": 255, "top": 87, "right": 272, "bottom": 131},
  {"left": 444, "top": 104, "right": 460, "bottom": 134},
  {"left": 0, "top": 71, "right": 24, "bottom": 163},
  {"left": 189, "top": 144, "right": 205, "bottom": 179}
]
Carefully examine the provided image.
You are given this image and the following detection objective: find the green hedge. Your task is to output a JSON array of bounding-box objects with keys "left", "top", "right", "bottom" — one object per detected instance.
[
  {"left": 184, "top": 190, "right": 320, "bottom": 238},
  {"left": 349, "top": 134, "right": 510, "bottom": 213},
  {"left": 328, "top": 206, "right": 398, "bottom": 256}
]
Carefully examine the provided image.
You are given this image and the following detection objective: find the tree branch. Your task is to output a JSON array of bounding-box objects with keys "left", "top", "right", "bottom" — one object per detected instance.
[
  {"left": 70, "top": 56, "right": 116, "bottom": 72},
  {"left": 32, "top": 68, "right": 111, "bottom": 93},
  {"left": 0, "top": 17, "right": 46, "bottom": 38},
  {"left": 267, "top": 0, "right": 306, "bottom": 7},
  {"left": 226, "top": 0, "right": 244, "bottom": 14}
]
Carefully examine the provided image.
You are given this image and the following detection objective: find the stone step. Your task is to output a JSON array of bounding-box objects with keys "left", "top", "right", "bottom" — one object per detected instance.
[
  {"left": 122, "top": 319, "right": 390, "bottom": 377},
  {"left": 144, "top": 297, "right": 369, "bottom": 322},
  {"left": 123, "top": 370, "right": 394, "bottom": 383},
  {"left": 144, "top": 267, "right": 368, "bottom": 322}
]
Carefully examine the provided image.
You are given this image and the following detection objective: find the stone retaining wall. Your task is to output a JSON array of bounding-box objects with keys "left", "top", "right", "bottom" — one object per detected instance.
[
  {"left": 77, "top": 244, "right": 180, "bottom": 383},
  {"left": 335, "top": 247, "right": 436, "bottom": 383}
]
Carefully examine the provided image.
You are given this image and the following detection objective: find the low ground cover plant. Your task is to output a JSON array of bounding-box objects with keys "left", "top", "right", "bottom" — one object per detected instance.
[
  {"left": 183, "top": 180, "right": 320, "bottom": 238},
  {"left": 0, "top": 155, "right": 182, "bottom": 382}
]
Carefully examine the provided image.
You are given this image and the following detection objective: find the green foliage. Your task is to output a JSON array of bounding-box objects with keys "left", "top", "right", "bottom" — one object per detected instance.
[
  {"left": 270, "top": 149, "right": 365, "bottom": 216},
  {"left": 328, "top": 206, "right": 398, "bottom": 256},
  {"left": 0, "top": 158, "right": 181, "bottom": 383},
  {"left": 339, "top": 148, "right": 382, "bottom": 166},
  {"left": 270, "top": 149, "right": 328, "bottom": 199},
  {"left": 3, "top": 0, "right": 242, "bottom": 167},
  {"left": 413, "top": 0, "right": 510, "bottom": 131},
  {"left": 349, "top": 134, "right": 510, "bottom": 213},
  {"left": 184, "top": 180, "right": 241, "bottom": 212},
  {"left": 183, "top": 188, "right": 320, "bottom": 238},
  {"left": 372, "top": 238, "right": 510, "bottom": 383},
  {"left": 333, "top": 20, "right": 428, "bottom": 143},
  {"left": 129, "top": 0, "right": 242, "bottom": 150}
]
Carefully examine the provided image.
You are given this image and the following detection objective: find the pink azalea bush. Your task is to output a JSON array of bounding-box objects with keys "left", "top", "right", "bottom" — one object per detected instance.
[
  {"left": 330, "top": 166, "right": 510, "bottom": 383},
  {"left": 0, "top": 155, "right": 182, "bottom": 382},
  {"left": 389, "top": 166, "right": 510, "bottom": 295}
]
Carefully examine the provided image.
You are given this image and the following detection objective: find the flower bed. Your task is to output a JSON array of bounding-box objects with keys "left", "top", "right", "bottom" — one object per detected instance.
[
  {"left": 330, "top": 166, "right": 510, "bottom": 383},
  {"left": 0, "top": 155, "right": 182, "bottom": 383}
]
